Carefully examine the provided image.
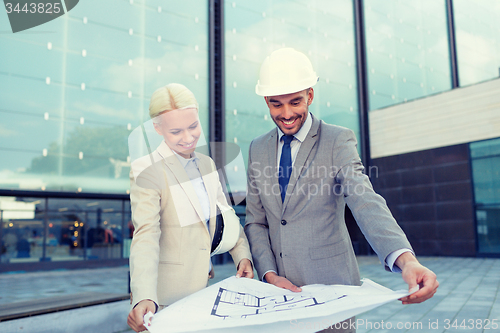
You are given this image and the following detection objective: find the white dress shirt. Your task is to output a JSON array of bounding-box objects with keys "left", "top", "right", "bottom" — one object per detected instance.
[
  {"left": 174, "top": 151, "right": 212, "bottom": 272},
  {"left": 276, "top": 110, "right": 313, "bottom": 167}
]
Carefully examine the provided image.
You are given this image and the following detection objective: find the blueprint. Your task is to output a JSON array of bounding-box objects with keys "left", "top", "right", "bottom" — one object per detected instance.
[
  {"left": 144, "top": 276, "right": 413, "bottom": 333},
  {"left": 211, "top": 287, "right": 346, "bottom": 319}
]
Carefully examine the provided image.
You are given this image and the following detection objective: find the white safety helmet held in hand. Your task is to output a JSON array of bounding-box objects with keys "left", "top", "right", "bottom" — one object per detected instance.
[
  {"left": 210, "top": 203, "right": 241, "bottom": 257},
  {"left": 255, "top": 48, "right": 319, "bottom": 97}
]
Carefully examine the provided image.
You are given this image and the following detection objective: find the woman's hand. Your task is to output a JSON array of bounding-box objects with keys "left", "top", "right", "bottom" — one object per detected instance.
[
  {"left": 127, "top": 299, "right": 156, "bottom": 332},
  {"left": 236, "top": 258, "right": 254, "bottom": 279}
]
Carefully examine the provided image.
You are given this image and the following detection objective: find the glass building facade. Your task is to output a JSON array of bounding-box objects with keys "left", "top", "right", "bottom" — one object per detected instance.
[
  {"left": 224, "top": 0, "right": 360, "bottom": 193},
  {"left": 470, "top": 138, "right": 500, "bottom": 255},
  {"left": 1, "top": 0, "right": 500, "bottom": 268},
  {"left": 453, "top": 0, "right": 500, "bottom": 87},
  {"left": 364, "top": 0, "right": 452, "bottom": 110},
  {"left": 0, "top": 0, "right": 209, "bottom": 268},
  {"left": 0, "top": 195, "right": 131, "bottom": 264},
  {"left": 0, "top": 0, "right": 209, "bottom": 194}
]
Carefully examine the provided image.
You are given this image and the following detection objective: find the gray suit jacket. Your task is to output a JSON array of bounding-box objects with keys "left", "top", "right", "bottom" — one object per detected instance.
[{"left": 244, "top": 114, "right": 412, "bottom": 287}]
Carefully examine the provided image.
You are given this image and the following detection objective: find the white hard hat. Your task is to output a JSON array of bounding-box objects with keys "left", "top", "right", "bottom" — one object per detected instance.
[
  {"left": 211, "top": 203, "right": 241, "bottom": 257},
  {"left": 255, "top": 48, "right": 319, "bottom": 96}
]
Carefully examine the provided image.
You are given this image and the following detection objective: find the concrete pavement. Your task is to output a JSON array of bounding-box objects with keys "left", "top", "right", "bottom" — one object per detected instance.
[
  {"left": 0, "top": 266, "right": 130, "bottom": 306},
  {"left": 0, "top": 256, "right": 498, "bottom": 333}
]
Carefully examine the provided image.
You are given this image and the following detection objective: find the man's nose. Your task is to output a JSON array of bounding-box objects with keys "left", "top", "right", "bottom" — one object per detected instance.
[{"left": 282, "top": 104, "right": 294, "bottom": 119}]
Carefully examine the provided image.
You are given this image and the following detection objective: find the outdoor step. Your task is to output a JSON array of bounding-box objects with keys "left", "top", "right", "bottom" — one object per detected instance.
[{"left": 0, "top": 292, "right": 129, "bottom": 322}]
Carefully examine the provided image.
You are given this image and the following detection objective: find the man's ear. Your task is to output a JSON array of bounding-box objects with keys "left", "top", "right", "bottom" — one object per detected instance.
[
  {"left": 307, "top": 88, "right": 314, "bottom": 105},
  {"left": 264, "top": 96, "right": 269, "bottom": 106}
]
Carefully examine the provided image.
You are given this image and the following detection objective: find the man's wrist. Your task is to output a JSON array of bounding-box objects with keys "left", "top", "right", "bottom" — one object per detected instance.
[
  {"left": 395, "top": 251, "right": 417, "bottom": 270},
  {"left": 264, "top": 271, "right": 277, "bottom": 284},
  {"left": 386, "top": 248, "right": 413, "bottom": 272}
]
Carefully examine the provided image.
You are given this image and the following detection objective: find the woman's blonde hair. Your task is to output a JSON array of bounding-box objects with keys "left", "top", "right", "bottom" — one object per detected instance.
[{"left": 149, "top": 83, "right": 198, "bottom": 123}]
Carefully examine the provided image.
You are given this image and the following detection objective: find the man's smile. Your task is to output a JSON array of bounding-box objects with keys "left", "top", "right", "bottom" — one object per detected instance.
[{"left": 281, "top": 117, "right": 299, "bottom": 128}]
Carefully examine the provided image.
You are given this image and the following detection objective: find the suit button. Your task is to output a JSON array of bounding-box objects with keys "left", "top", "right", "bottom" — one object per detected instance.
[
  {"left": 281, "top": 220, "right": 287, "bottom": 225},
  {"left": 280, "top": 252, "right": 282, "bottom": 258}
]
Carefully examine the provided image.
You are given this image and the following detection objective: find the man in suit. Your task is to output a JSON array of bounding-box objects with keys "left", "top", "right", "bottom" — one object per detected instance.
[{"left": 244, "top": 48, "right": 438, "bottom": 332}]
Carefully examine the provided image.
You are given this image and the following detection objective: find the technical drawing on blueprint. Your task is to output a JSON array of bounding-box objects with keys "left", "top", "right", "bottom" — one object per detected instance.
[
  {"left": 145, "top": 276, "right": 412, "bottom": 333},
  {"left": 211, "top": 287, "right": 347, "bottom": 318}
]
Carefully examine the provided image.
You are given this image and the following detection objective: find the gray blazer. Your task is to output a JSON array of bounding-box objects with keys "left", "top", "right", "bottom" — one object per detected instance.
[{"left": 244, "top": 114, "right": 412, "bottom": 287}]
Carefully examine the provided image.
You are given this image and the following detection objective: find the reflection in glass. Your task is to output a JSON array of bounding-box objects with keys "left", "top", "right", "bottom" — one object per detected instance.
[
  {"left": 85, "top": 209, "right": 123, "bottom": 260},
  {"left": 0, "top": 197, "right": 128, "bottom": 263},
  {"left": 364, "top": 0, "right": 451, "bottom": 110},
  {"left": 0, "top": 0, "right": 208, "bottom": 194},
  {"left": 453, "top": 0, "right": 500, "bottom": 87},
  {"left": 470, "top": 137, "right": 500, "bottom": 254},
  {"left": 0, "top": 197, "right": 44, "bottom": 263},
  {"left": 44, "top": 214, "right": 85, "bottom": 261},
  {"left": 48, "top": 198, "right": 125, "bottom": 260},
  {"left": 124, "top": 210, "right": 132, "bottom": 259}
]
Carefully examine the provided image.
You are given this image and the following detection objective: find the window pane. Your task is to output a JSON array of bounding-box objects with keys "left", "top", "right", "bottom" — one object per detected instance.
[
  {"left": 47, "top": 198, "right": 126, "bottom": 260},
  {"left": 1, "top": 197, "right": 45, "bottom": 263},
  {"left": 470, "top": 138, "right": 500, "bottom": 206},
  {"left": 0, "top": 0, "right": 208, "bottom": 194},
  {"left": 453, "top": 0, "right": 500, "bottom": 86},
  {"left": 124, "top": 209, "right": 133, "bottom": 259},
  {"left": 364, "top": 0, "right": 452, "bottom": 110},
  {"left": 470, "top": 137, "right": 500, "bottom": 254},
  {"left": 45, "top": 211, "right": 86, "bottom": 261},
  {"left": 225, "top": 0, "right": 360, "bottom": 193}
]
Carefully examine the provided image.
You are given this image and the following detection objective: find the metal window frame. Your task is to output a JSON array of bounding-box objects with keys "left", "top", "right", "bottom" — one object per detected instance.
[
  {"left": 353, "top": 0, "right": 371, "bottom": 168},
  {"left": 446, "top": 0, "right": 460, "bottom": 88},
  {"left": 209, "top": 0, "right": 225, "bottom": 167}
]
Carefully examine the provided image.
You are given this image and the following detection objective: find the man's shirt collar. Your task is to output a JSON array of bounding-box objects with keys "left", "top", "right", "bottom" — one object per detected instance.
[{"left": 277, "top": 112, "right": 312, "bottom": 143}]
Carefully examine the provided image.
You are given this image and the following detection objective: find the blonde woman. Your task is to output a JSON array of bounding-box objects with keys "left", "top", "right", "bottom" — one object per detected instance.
[{"left": 127, "top": 83, "right": 253, "bottom": 332}]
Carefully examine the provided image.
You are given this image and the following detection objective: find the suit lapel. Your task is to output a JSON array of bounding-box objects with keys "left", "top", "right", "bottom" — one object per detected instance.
[
  {"left": 282, "top": 115, "right": 320, "bottom": 210},
  {"left": 157, "top": 142, "right": 207, "bottom": 227},
  {"left": 267, "top": 128, "right": 282, "bottom": 210}
]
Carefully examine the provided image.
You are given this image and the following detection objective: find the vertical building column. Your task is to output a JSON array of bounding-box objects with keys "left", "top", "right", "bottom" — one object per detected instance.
[
  {"left": 209, "top": 2, "right": 235, "bottom": 266},
  {"left": 83, "top": 210, "right": 88, "bottom": 260},
  {"left": 42, "top": 197, "right": 48, "bottom": 261},
  {"left": 446, "top": 0, "right": 460, "bottom": 88},
  {"left": 0, "top": 209, "right": 3, "bottom": 262},
  {"left": 467, "top": 144, "right": 479, "bottom": 254},
  {"left": 353, "top": 0, "right": 371, "bottom": 167},
  {"left": 209, "top": 0, "right": 225, "bottom": 168},
  {"left": 209, "top": 0, "right": 234, "bottom": 210},
  {"left": 120, "top": 200, "right": 125, "bottom": 259}
]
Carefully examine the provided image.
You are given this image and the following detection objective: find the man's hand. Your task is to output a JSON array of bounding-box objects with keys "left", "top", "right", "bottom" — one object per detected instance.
[
  {"left": 395, "top": 252, "right": 439, "bottom": 304},
  {"left": 236, "top": 258, "right": 254, "bottom": 278},
  {"left": 264, "top": 271, "right": 302, "bottom": 292},
  {"left": 127, "top": 299, "right": 156, "bottom": 332}
]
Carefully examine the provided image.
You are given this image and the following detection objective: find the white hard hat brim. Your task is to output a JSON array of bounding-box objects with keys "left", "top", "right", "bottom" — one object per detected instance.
[
  {"left": 210, "top": 203, "right": 241, "bottom": 257},
  {"left": 255, "top": 76, "right": 319, "bottom": 97}
]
